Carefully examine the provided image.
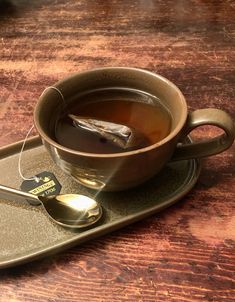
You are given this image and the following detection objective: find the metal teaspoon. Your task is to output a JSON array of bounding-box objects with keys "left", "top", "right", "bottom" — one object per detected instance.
[{"left": 0, "top": 184, "right": 102, "bottom": 228}]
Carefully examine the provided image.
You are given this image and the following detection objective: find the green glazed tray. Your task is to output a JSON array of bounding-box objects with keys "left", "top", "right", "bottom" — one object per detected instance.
[{"left": 0, "top": 136, "right": 201, "bottom": 269}]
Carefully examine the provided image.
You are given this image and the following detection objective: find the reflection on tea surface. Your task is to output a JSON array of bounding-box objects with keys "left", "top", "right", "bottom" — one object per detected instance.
[{"left": 55, "top": 88, "right": 172, "bottom": 153}]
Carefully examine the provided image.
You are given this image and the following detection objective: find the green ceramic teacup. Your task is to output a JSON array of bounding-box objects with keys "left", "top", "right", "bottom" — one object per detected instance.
[{"left": 34, "top": 67, "right": 235, "bottom": 191}]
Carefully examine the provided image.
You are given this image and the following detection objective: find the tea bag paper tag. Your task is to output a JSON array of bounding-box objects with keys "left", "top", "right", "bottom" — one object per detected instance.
[{"left": 20, "top": 171, "right": 62, "bottom": 205}]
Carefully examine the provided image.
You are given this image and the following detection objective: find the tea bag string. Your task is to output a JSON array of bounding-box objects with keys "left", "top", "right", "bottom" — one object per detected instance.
[
  {"left": 41, "top": 86, "right": 66, "bottom": 106},
  {"left": 18, "top": 86, "right": 66, "bottom": 182},
  {"left": 18, "top": 124, "right": 40, "bottom": 182}
]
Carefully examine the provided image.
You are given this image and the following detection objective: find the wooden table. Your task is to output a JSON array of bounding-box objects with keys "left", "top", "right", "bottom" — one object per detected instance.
[{"left": 0, "top": 0, "right": 234, "bottom": 301}]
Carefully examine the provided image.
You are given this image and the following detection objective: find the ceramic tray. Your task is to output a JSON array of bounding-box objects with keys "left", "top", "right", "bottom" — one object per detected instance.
[{"left": 0, "top": 136, "right": 201, "bottom": 269}]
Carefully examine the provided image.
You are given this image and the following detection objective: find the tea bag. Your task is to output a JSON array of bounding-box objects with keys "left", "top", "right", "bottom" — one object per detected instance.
[{"left": 69, "top": 114, "right": 147, "bottom": 150}]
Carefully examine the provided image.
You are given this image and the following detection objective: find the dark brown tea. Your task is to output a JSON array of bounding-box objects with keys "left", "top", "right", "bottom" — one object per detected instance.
[{"left": 55, "top": 88, "right": 172, "bottom": 153}]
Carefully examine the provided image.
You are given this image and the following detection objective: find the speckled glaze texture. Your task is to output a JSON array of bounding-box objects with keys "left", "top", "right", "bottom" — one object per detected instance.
[
  {"left": 0, "top": 0, "right": 235, "bottom": 301},
  {"left": 0, "top": 136, "right": 200, "bottom": 268}
]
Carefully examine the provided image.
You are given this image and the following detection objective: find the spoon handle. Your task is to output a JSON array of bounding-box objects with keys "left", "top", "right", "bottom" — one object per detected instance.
[{"left": 0, "top": 184, "right": 40, "bottom": 203}]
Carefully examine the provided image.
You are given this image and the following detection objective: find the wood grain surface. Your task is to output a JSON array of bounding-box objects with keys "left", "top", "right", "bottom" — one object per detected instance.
[{"left": 0, "top": 0, "right": 234, "bottom": 301}]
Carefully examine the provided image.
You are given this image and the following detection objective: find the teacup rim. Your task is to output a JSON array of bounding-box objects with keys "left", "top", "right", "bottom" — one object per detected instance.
[{"left": 34, "top": 67, "right": 188, "bottom": 158}]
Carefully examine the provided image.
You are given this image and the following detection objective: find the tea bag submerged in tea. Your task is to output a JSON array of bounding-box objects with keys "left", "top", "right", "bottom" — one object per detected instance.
[
  {"left": 55, "top": 89, "right": 172, "bottom": 153},
  {"left": 69, "top": 114, "right": 148, "bottom": 150}
]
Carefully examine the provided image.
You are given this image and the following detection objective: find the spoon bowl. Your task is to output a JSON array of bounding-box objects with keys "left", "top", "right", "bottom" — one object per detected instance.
[{"left": 39, "top": 194, "right": 102, "bottom": 228}]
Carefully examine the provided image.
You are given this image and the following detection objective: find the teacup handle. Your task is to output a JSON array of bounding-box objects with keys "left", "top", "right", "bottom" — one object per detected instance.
[{"left": 172, "top": 108, "right": 235, "bottom": 161}]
